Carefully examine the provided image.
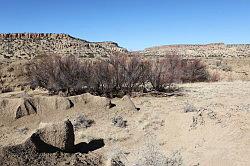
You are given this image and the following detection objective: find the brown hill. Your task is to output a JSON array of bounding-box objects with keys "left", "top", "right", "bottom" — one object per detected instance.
[
  {"left": 0, "top": 33, "right": 127, "bottom": 65},
  {"left": 140, "top": 43, "right": 250, "bottom": 58}
]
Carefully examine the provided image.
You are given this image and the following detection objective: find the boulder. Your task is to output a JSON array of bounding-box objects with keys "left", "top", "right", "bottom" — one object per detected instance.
[
  {"left": 15, "top": 98, "right": 37, "bottom": 119},
  {"left": 120, "top": 95, "right": 138, "bottom": 112},
  {"left": 0, "top": 97, "right": 37, "bottom": 119},
  {"left": 31, "top": 119, "right": 75, "bottom": 152},
  {"left": 68, "top": 93, "right": 111, "bottom": 109}
]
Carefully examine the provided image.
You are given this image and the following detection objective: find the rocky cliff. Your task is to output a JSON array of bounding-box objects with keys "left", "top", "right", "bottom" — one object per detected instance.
[
  {"left": 0, "top": 33, "right": 127, "bottom": 64},
  {"left": 140, "top": 43, "right": 250, "bottom": 58}
]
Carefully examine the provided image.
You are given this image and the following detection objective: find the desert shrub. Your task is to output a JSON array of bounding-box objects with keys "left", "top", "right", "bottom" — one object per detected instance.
[
  {"left": 72, "top": 114, "right": 94, "bottom": 130},
  {"left": 27, "top": 53, "right": 212, "bottom": 96},
  {"left": 181, "top": 59, "right": 209, "bottom": 82},
  {"left": 133, "top": 143, "right": 183, "bottom": 166},
  {"left": 27, "top": 54, "right": 88, "bottom": 95},
  {"left": 91, "top": 59, "right": 116, "bottom": 96},
  {"left": 112, "top": 116, "right": 127, "bottom": 128},
  {"left": 109, "top": 53, "right": 150, "bottom": 95},
  {"left": 149, "top": 54, "right": 182, "bottom": 92}
]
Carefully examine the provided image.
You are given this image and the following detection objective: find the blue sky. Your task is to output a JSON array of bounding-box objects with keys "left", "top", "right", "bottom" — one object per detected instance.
[{"left": 0, "top": 0, "right": 250, "bottom": 50}]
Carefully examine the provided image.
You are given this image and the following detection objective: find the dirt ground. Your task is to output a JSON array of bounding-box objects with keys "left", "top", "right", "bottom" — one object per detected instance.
[{"left": 0, "top": 81, "right": 250, "bottom": 165}]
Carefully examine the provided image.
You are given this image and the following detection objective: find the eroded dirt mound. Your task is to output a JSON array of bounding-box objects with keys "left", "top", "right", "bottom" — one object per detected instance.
[{"left": 0, "top": 93, "right": 111, "bottom": 121}]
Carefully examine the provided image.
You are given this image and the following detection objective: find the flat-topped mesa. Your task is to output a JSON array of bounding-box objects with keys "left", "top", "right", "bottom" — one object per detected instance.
[
  {"left": 141, "top": 43, "right": 250, "bottom": 58},
  {"left": 0, "top": 33, "right": 73, "bottom": 39}
]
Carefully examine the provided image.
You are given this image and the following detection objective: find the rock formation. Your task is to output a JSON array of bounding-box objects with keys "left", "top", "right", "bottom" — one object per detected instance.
[
  {"left": 0, "top": 93, "right": 111, "bottom": 120},
  {"left": 0, "top": 33, "right": 127, "bottom": 64},
  {"left": 32, "top": 119, "right": 75, "bottom": 152}
]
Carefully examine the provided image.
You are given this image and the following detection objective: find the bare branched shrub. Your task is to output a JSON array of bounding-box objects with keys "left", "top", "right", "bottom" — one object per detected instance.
[
  {"left": 181, "top": 59, "right": 209, "bottom": 82},
  {"left": 149, "top": 54, "right": 182, "bottom": 92},
  {"left": 109, "top": 53, "right": 150, "bottom": 95},
  {"left": 27, "top": 53, "right": 212, "bottom": 96},
  {"left": 92, "top": 60, "right": 116, "bottom": 96},
  {"left": 27, "top": 54, "right": 87, "bottom": 95}
]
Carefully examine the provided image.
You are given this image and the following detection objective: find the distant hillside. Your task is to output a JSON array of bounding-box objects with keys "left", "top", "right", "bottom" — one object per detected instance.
[
  {"left": 0, "top": 33, "right": 127, "bottom": 64},
  {"left": 139, "top": 43, "right": 250, "bottom": 58}
]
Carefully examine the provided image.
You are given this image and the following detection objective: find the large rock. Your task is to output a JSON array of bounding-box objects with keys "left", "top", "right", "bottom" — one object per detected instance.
[
  {"left": 120, "top": 95, "right": 138, "bottom": 112},
  {"left": 0, "top": 97, "right": 37, "bottom": 120},
  {"left": 32, "top": 120, "right": 75, "bottom": 152},
  {"left": 15, "top": 98, "right": 37, "bottom": 119},
  {"left": 68, "top": 93, "right": 111, "bottom": 109}
]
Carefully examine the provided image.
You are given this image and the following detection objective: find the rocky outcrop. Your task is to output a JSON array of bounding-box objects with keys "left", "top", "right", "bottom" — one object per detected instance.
[
  {"left": 0, "top": 33, "right": 127, "bottom": 63},
  {"left": 0, "top": 33, "right": 72, "bottom": 40},
  {"left": 114, "top": 95, "right": 139, "bottom": 112},
  {"left": 139, "top": 43, "right": 250, "bottom": 58},
  {"left": 15, "top": 98, "right": 37, "bottom": 119}
]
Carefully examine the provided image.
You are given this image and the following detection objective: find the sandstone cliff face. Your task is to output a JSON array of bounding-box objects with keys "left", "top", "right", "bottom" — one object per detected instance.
[
  {"left": 0, "top": 33, "right": 127, "bottom": 64},
  {"left": 0, "top": 33, "right": 72, "bottom": 39},
  {"left": 140, "top": 43, "right": 250, "bottom": 58}
]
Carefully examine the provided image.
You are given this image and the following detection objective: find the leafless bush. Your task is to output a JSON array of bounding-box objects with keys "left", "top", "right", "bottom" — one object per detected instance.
[
  {"left": 149, "top": 54, "right": 182, "bottom": 92},
  {"left": 27, "top": 54, "right": 87, "bottom": 95},
  {"left": 92, "top": 59, "right": 116, "bottom": 96},
  {"left": 109, "top": 53, "right": 150, "bottom": 95},
  {"left": 181, "top": 59, "right": 209, "bottom": 82},
  {"left": 27, "top": 53, "right": 212, "bottom": 96}
]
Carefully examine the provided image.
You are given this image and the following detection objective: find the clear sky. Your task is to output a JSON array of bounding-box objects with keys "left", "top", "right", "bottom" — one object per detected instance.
[{"left": 0, "top": 0, "right": 250, "bottom": 50}]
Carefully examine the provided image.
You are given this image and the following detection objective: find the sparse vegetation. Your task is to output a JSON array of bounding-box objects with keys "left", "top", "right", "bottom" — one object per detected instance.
[
  {"left": 181, "top": 59, "right": 210, "bottom": 83},
  {"left": 72, "top": 114, "right": 94, "bottom": 130},
  {"left": 133, "top": 143, "right": 183, "bottom": 166},
  {"left": 183, "top": 102, "right": 198, "bottom": 113},
  {"left": 0, "top": 72, "right": 13, "bottom": 93},
  {"left": 27, "top": 53, "right": 214, "bottom": 97},
  {"left": 112, "top": 116, "right": 127, "bottom": 128}
]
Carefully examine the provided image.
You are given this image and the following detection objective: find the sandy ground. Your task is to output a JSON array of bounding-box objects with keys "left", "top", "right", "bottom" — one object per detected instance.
[{"left": 0, "top": 81, "right": 250, "bottom": 165}]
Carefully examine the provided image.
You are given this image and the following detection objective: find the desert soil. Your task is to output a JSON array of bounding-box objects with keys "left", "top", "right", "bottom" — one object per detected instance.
[{"left": 0, "top": 81, "right": 250, "bottom": 165}]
